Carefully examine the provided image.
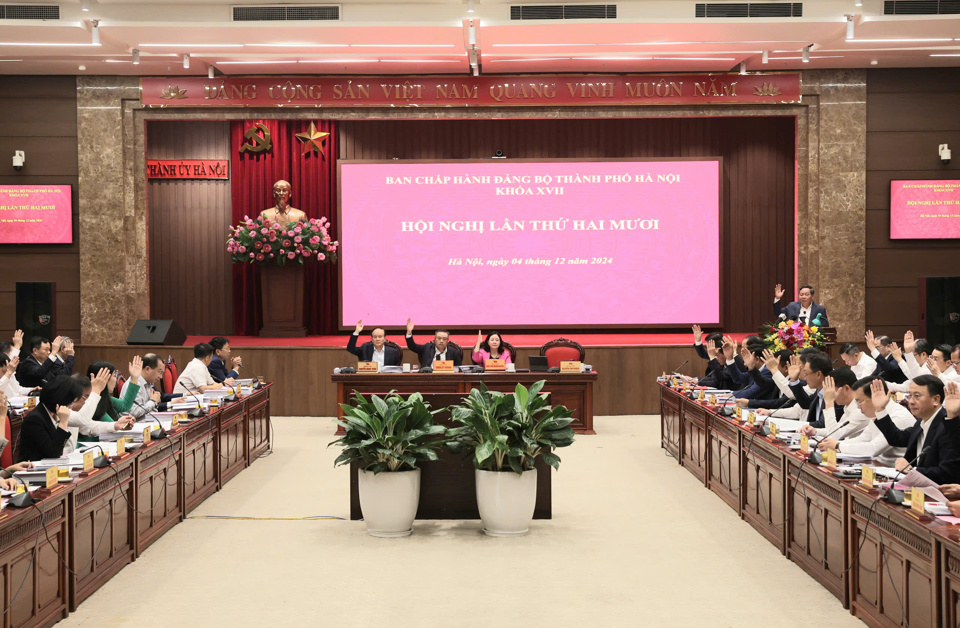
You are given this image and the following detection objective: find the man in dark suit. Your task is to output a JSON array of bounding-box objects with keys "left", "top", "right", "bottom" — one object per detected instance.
[
  {"left": 865, "top": 331, "right": 908, "bottom": 383},
  {"left": 208, "top": 336, "right": 240, "bottom": 384},
  {"left": 405, "top": 318, "right": 462, "bottom": 369},
  {"left": 18, "top": 375, "right": 84, "bottom": 462},
  {"left": 773, "top": 283, "right": 829, "bottom": 326},
  {"left": 347, "top": 320, "right": 401, "bottom": 367},
  {"left": 16, "top": 335, "right": 74, "bottom": 388},
  {"left": 870, "top": 375, "right": 960, "bottom": 484}
]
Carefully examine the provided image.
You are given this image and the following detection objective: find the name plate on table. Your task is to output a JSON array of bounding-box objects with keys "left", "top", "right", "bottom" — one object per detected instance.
[
  {"left": 171, "top": 413, "right": 180, "bottom": 429},
  {"left": 746, "top": 411, "right": 755, "bottom": 426},
  {"left": 357, "top": 362, "right": 380, "bottom": 373},
  {"left": 770, "top": 422, "right": 780, "bottom": 438},
  {"left": 433, "top": 360, "right": 455, "bottom": 373},
  {"left": 116, "top": 437, "right": 127, "bottom": 454},
  {"left": 143, "top": 426, "right": 152, "bottom": 444},
  {"left": 800, "top": 434, "right": 810, "bottom": 455},
  {"left": 560, "top": 360, "right": 582, "bottom": 373},
  {"left": 484, "top": 359, "right": 506, "bottom": 372},
  {"left": 45, "top": 466, "right": 58, "bottom": 489},
  {"left": 861, "top": 466, "right": 875, "bottom": 489},
  {"left": 735, "top": 406, "right": 742, "bottom": 420},
  {"left": 824, "top": 448, "right": 837, "bottom": 470},
  {"left": 83, "top": 450, "right": 94, "bottom": 472},
  {"left": 910, "top": 487, "right": 926, "bottom": 516}
]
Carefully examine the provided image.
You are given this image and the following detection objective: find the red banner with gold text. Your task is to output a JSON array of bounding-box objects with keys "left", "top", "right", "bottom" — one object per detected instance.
[{"left": 141, "top": 73, "right": 800, "bottom": 108}]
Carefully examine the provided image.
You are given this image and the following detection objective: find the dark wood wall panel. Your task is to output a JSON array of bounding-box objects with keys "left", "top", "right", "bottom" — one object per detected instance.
[
  {"left": 146, "top": 121, "right": 233, "bottom": 335},
  {"left": 0, "top": 76, "right": 80, "bottom": 344},
  {"left": 865, "top": 68, "right": 960, "bottom": 338},
  {"left": 339, "top": 117, "right": 796, "bottom": 332}
]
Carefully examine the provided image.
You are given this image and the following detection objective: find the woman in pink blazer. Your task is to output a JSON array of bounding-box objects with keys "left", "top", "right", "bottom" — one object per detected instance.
[{"left": 472, "top": 331, "right": 512, "bottom": 365}]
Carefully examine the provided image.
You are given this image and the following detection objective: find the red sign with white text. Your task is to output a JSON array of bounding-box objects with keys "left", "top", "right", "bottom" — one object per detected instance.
[
  {"left": 147, "top": 160, "right": 229, "bottom": 180},
  {"left": 141, "top": 73, "right": 801, "bottom": 108}
]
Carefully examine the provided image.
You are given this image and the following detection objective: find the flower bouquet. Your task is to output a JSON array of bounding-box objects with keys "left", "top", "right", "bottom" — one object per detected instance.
[
  {"left": 763, "top": 318, "right": 828, "bottom": 354},
  {"left": 227, "top": 216, "right": 339, "bottom": 266}
]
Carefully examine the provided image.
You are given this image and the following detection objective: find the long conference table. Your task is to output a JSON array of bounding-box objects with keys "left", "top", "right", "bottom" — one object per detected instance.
[
  {"left": 331, "top": 372, "right": 598, "bottom": 434},
  {"left": 659, "top": 382, "right": 960, "bottom": 628},
  {"left": 0, "top": 384, "right": 272, "bottom": 628}
]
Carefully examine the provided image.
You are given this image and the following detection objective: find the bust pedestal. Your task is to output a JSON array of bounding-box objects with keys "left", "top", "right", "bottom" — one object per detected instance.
[{"left": 259, "top": 263, "right": 306, "bottom": 337}]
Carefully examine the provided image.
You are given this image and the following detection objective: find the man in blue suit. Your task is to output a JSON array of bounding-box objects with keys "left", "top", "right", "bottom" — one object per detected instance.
[{"left": 774, "top": 283, "right": 829, "bottom": 326}]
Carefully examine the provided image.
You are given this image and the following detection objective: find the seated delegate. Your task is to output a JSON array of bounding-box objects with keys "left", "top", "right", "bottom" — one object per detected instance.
[
  {"left": 175, "top": 343, "right": 224, "bottom": 395},
  {"left": 472, "top": 331, "right": 512, "bottom": 366},
  {"left": 405, "top": 318, "right": 462, "bottom": 368},
  {"left": 347, "top": 320, "right": 402, "bottom": 367},
  {"left": 18, "top": 375, "right": 84, "bottom": 462}
]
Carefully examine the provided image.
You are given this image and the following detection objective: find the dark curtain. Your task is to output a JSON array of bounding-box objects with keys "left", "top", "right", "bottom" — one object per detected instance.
[{"left": 230, "top": 119, "right": 339, "bottom": 335}]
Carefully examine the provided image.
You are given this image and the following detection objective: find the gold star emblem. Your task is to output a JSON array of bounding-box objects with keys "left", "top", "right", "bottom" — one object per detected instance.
[{"left": 295, "top": 122, "right": 330, "bottom": 156}]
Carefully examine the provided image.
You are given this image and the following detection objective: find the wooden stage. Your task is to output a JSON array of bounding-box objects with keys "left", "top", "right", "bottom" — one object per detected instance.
[{"left": 77, "top": 341, "right": 703, "bottom": 418}]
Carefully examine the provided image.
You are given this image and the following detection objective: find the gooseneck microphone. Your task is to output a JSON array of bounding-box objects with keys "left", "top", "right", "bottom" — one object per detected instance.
[
  {"left": 882, "top": 446, "right": 930, "bottom": 504},
  {"left": 237, "top": 363, "right": 263, "bottom": 387},
  {"left": 671, "top": 359, "right": 689, "bottom": 375},
  {"left": 129, "top": 399, "right": 167, "bottom": 440},
  {"left": 807, "top": 420, "right": 850, "bottom": 465}
]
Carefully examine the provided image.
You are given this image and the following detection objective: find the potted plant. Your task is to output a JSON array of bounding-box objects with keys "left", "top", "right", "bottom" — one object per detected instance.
[
  {"left": 447, "top": 381, "right": 575, "bottom": 536},
  {"left": 330, "top": 392, "right": 446, "bottom": 537}
]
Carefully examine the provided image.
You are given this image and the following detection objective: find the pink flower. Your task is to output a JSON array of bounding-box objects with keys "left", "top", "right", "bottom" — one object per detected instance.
[
  {"left": 238, "top": 246, "right": 246, "bottom": 253},
  {"left": 308, "top": 235, "right": 319, "bottom": 245},
  {"left": 322, "top": 237, "right": 330, "bottom": 244},
  {"left": 243, "top": 215, "right": 250, "bottom": 221},
  {"left": 260, "top": 228, "right": 268, "bottom": 235},
  {"left": 269, "top": 253, "right": 274, "bottom": 258},
  {"left": 318, "top": 253, "right": 325, "bottom": 261},
  {"left": 294, "top": 236, "right": 302, "bottom": 243},
  {"left": 311, "top": 225, "right": 319, "bottom": 233},
  {"left": 249, "top": 252, "right": 255, "bottom": 259},
  {"left": 256, "top": 253, "right": 265, "bottom": 262},
  {"left": 279, "top": 249, "right": 285, "bottom": 255},
  {"left": 287, "top": 252, "right": 296, "bottom": 259},
  {"left": 254, "top": 241, "right": 263, "bottom": 250},
  {"left": 326, "top": 244, "right": 336, "bottom": 251},
  {"left": 283, "top": 239, "right": 292, "bottom": 248},
  {"left": 302, "top": 249, "right": 312, "bottom": 257},
  {"left": 268, "top": 232, "right": 277, "bottom": 241},
  {"left": 294, "top": 226, "right": 302, "bottom": 234},
  {"left": 263, "top": 244, "right": 272, "bottom": 253},
  {"left": 287, "top": 230, "right": 295, "bottom": 237},
  {"left": 273, "top": 222, "right": 281, "bottom": 230}
]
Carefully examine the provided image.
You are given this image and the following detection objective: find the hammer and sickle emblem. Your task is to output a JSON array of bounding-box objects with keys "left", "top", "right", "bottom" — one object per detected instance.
[{"left": 239, "top": 123, "right": 272, "bottom": 155}]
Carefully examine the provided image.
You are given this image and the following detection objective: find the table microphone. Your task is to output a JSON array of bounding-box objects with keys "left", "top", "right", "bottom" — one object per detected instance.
[
  {"left": 751, "top": 394, "right": 793, "bottom": 436},
  {"left": 82, "top": 443, "right": 113, "bottom": 468},
  {"left": 882, "top": 446, "right": 930, "bottom": 505},
  {"left": 206, "top": 373, "right": 237, "bottom": 402},
  {"left": 129, "top": 400, "right": 167, "bottom": 439},
  {"left": 806, "top": 420, "right": 849, "bottom": 465},
  {"left": 237, "top": 363, "right": 263, "bottom": 388},
  {"left": 671, "top": 359, "right": 689, "bottom": 375},
  {"left": 181, "top": 390, "right": 206, "bottom": 417}
]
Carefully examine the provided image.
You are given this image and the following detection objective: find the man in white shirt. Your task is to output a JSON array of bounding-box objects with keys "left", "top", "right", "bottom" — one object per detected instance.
[
  {"left": 0, "top": 329, "right": 23, "bottom": 359},
  {"left": 816, "top": 377, "right": 915, "bottom": 466},
  {"left": 0, "top": 354, "right": 34, "bottom": 397},
  {"left": 840, "top": 342, "right": 878, "bottom": 380},
  {"left": 121, "top": 354, "right": 165, "bottom": 418},
  {"left": 897, "top": 331, "right": 932, "bottom": 380},
  {"left": 799, "top": 368, "right": 864, "bottom": 441},
  {"left": 174, "top": 343, "right": 224, "bottom": 395}
]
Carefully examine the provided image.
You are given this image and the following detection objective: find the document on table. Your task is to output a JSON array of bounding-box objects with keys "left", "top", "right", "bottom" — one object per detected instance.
[{"left": 767, "top": 417, "right": 805, "bottom": 433}]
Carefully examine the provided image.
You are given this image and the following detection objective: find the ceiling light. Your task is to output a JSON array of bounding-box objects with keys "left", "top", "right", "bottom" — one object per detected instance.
[
  {"left": 80, "top": 0, "right": 90, "bottom": 11},
  {"left": 0, "top": 42, "right": 101, "bottom": 46},
  {"left": 214, "top": 60, "right": 299, "bottom": 65},
  {"left": 183, "top": 54, "right": 189, "bottom": 69},
  {"left": 78, "top": 65, "right": 86, "bottom": 71},
  {"left": 132, "top": 48, "right": 139, "bottom": 65},
  {"left": 802, "top": 46, "right": 810, "bottom": 62},
  {"left": 654, "top": 57, "right": 737, "bottom": 61},
  {"left": 739, "top": 62, "right": 747, "bottom": 75},
  {"left": 208, "top": 65, "right": 215, "bottom": 78},
  {"left": 139, "top": 43, "right": 245, "bottom": 48},
  {"left": 855, "top": 0, "right": 863, "bottom": 5},
  {"left": 91, "top": 20, "right": 99, "bottom": 46},
  {"left": 931, "top": 53, "right": 960, "bottom": 57},
  {"left": 248, "top": 43, "right": 343, "bottom": 48},
  {"left": 846, "top": 16, "right": 854, "bottom": 40},
  {"left": 298, "top": 59, "right": 378, "bottom": 63},
  {"left": 472, "top": 66, "right": 478, "bottom": 76},
  {"left": 772, "top": 55, "right": 844, "bottom": 60},
  {"left": 488, "top": 58, "right": 570, "bottom": 62},
  {"left": 491, "top": 43, "right": 596, "bottom": 47},
  {"left": 618, "top": 40, "right": 808, "bottom": 46},
  {"left": 379, "top": 59, "right": 461, "bottom": 63},
  {"left": 845, "top": 38, "right": 953, "bottom": 43},
  {"left": 0, "top": 59, "right": 22, "bottom": 62},
  {"left": 762, "top": 50, "right": 769, "bottom": 64},
  {"left": 351, "top": 44, "right": 456, "bottom": 48},
  {"left": 468, "top": 24, "right": 476, "bottom": 46},
  {"left": 870, "top": 59, "right": 878, "bottom": 65},
  {"left": 466, "top": 0, "right": 475, "bottom": 13},
  {"left": 589, "top": 56, "right": 652, "bottom": 60}
]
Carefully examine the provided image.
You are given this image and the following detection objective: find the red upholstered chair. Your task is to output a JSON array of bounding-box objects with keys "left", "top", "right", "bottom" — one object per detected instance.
[
  {"left": 540, "top": 338, "right": 586, "bottom": 369},
  {"left": 384, "top": 340, "right": 403, "bottom": 356},
  {"left": 500, "top": 342, "right": 517, "bottom": 364},
  {"left": 447, "top": 341, "right": 463, "bottom": 362},
  {"left": 164, "top": 357, "right": 179, "bottom": 394},
  {"left": 115, "top": 374, "right": 126, "bottom": 398}
]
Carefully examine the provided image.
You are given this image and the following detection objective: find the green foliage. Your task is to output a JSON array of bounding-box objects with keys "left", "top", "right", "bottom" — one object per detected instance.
[
  {"left": 329, "top": 391, "right": 447, "bottom": 473},
  {"left": 446, "top": 381, "right": 576, "bottom": 474}
]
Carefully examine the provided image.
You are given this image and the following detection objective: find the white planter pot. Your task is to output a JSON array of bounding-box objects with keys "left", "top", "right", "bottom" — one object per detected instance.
[
  {"left": 357, "top": 468, "right": 421, "bottom": 537},
  {"left": 475, "top": 468, "right": 538, "bottom": 537}
]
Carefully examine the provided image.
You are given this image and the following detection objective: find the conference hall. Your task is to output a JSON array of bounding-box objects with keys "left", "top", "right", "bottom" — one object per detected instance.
[{"left": 0, "top": 0, "right": 959, "bottom": 626}]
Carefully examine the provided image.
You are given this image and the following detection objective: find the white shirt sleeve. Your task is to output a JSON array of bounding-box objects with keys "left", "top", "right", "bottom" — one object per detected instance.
[
  {"left": 771, "top": 371, "right": 797, "bottom": 400},
  {"left": 817, "top": 403, "right": 869, "bottom": 440},
  {"left": 870, "top": 348, "right": 881, "bottom": 359}
]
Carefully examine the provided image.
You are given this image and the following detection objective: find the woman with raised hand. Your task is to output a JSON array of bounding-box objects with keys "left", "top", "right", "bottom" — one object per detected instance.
[
  {"left": 472, "top": 331, "right": 512, "bottom": 366},
  {"left": 79, "top": 356, "right": 142, "bottom": 442}
]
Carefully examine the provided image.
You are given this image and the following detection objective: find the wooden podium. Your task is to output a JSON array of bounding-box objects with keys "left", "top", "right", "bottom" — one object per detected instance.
[{"left": 259, "top": 263, "right": 306, "bottom": 337}]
